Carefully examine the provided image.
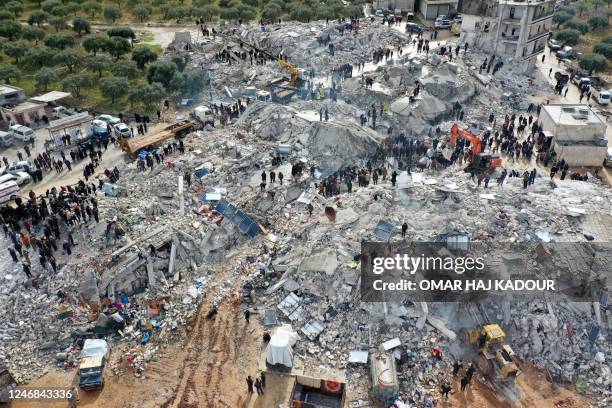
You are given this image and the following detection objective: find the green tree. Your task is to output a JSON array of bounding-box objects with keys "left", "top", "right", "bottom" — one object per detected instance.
[
  {"left": 100, "top": 76, "right": 129, "bottom": 103},
  {"left": 82, "top": 35, "right": 109, "bottom": 55},
  {"left": 593, "top": 42, "right": 612, "bottom": 59},
  {"left": 262, "top": 4, "right": 282, "bottom": 21},
  {"left": 82, "top": 0, "right": 102, "bottom": 19},
  {"left": 84, "top": 54, "right": 112, "bottom": 77},
  {"left": 564, "top": 19, "right": 589, "bottom": 34},
  {"left": 220, "top": 7, "right": 240, "bottom": 21},
  {"left": 22, "top": 26, "right": 47, "bottom": 44},
  {"left": 159, "top": 4, "right": 173, "bottom": 20},
  {"left": 72, "top": 16, "right": 91, "bottom": 36},
  {"left": 44, "top": 32, "right": 75, "bottom": 49},
  {"left": 5, "top": 1, "right": 24, "bottom": 18},
  {"left": 3, "top": 41, "right": 28, "bottom": 64},
  {"left": 343, "top": 5, "right": 363, "bottom": 18},
  {"left": 49, "top": 16, "right": 68, "bottom": 31},
  {"left": 50, "top": 5, "right": 70, "bottom": 17},
  {"left": 107, "top": 27, "right": 135, "bottom": 39},
  {"left": 41, "top": 0, "right": 62, "bottom": 13},
  {"left": 291, "top": 5, "right": 313, "bottom": 22},
  {"left": 133, "top": 4, "right": 152, "bottom": 22},
  {"left": 0, "top": 20, "right": 23, "bottom": 40},
  {"left": 64, "top": 2, "right": 80, "bottom": 16},
  {"left": 0, "top": 63, "right": 20, "bottom": 84},
  {"left": 0, "top": 10, "right": 14, "bottom": 21},
  {"left": 103, "top": 4, "right": 122, "bottom": 22},
  {"left": 28, "top": 10, "right": 49, "bottom": 26},
  {"left": 128, "top": 82, "right": 164, "bottom": 110},
  {"left": 54, "top": 48, "right": 82, "bottom": 72},
  {"left": 555, "top": 29, "right": 581, "bottom": 45},
  {"left": 61, "top": 73, "right": 94, "bottom": 97},
  {"left": 111, "top": 60, "right": 139, "bottom": 78},
  {"left": 105, "top": 36, "right": 131, "bottom": 60},
  {"left": 575, "top": 0, "right": 591, "bottom": 16},
  {"left": 167, "top": 72, "right": 186, "bottom": 93},
  {"left": 181, "top": 68, "right": 209, "bottom": 96},
  {"left": 192, "top": 5, "right": 219, "bottom": 21},
  {"left": 147, "top": 61, "right": 177, "bottom": 87},
  {"left": 592, "top": 0, "right": 606, "bottom": 9},
  {"left": 588, "top": 15, "right": 608, "bottom": 30},
  {"left": 553, "top": 11, "right": 573, "bottom": 28},
  {"left": 579, "top": 53, "right": 608, "bottom": 74},
  {"left": 34, "top": 67, "right": 59, "bottom": 91},
  {"left": 168, "top": 6, "right": 190, "bottom": 22},
  {"left": 171, "top": 52, "right": 189, "bottom": 72},
  {"left": 27, "top": 45, "right": 55, "bottom": 67},
  {"left": 132, "top": 45, "right": 158, "bottom": 68}
]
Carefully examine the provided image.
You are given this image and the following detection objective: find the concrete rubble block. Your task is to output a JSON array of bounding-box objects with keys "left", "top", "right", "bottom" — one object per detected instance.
[{"left": 299, "top": 248, "right": 338, "bottom": 276}]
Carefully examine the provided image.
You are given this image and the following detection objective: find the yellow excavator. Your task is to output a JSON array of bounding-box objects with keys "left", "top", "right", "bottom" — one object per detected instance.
[{"left": 467, "top": 324, "right": 521, "bottom": 380}]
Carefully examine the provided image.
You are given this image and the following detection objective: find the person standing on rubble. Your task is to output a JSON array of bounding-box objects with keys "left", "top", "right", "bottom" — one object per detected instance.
[
  {"left": 391, "top": 170, "right": 397, "bottom": 187},
  {"left": 255, "top": 378, "right": 264, "bottom": 395},
  {"left": 244, "top": 309, "right": 250, "bottom": 323},
  {"left": 319, "top": 108, "right": 323, "bottom": 121},
  {"left": 270, "top": 170, "right": 276, "bottom": 184},
  {"left": 307, "top": 203, "right": 314, "bottom": 217},
  {"left": 246, "top": 376, "right": 254, "bottom": 394},
  {"left": 441, "top": 382, "right": 452, "bottom": 399},
  {"left": 278, "top": 172, "right": 284, "bottom": 185},
  {"left": 261, "top": 171, "right": 267, "bottom": 185},
  {"left": 324, "top": 107, "right": 329, "bottom": 122},
  {"left": 401, "top": 222, "right": 408, "bottom": 238},
  {"left": 8, "top": 247, "right": 18, "bottom": 263}
]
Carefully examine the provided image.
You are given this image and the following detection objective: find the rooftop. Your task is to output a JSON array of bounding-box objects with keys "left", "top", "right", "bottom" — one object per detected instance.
[
  {"left": 1, "top": 101, "right": 46, "bottom": 114},
  {"left": 541, "top": 104, "right": 607, "bottom": 128},
  {"left": 0, "top": 85, "right": 24, "bottom": 95}
]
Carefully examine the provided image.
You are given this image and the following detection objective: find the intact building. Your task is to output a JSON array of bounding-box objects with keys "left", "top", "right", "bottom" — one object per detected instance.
[
  {"left": 372, "top": 0, "right": 415, "bottom": 13},
  {"left": 459, "top": 0, "right": 554, "bottom": 73},
  {"left": 540, "top": 104, "right": 608, "bottom": 167},
  {"left": 417, "top": 0, "right": 459, "bottom": 19}
]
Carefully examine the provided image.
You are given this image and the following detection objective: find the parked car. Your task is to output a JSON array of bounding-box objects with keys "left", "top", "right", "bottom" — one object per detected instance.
[
  {"left": 547, "top": 38, "right": 562, "bottom": 51},
  {"left": 5, "top": 161, "right": 32, "bottom": 175},
  {"left": 595, "top": 89, "right": 610, "bottom": 105},
  {"left": 556, "top": 46, "right": 574, "bottom": 59},
  {"left": 0, "top": 131, "right": 13, "bottom": 148},
  {"left": 113, "top": 122, "right": 131, "bottom": 138},
  {"left": 95, "top": 114, "right": 121, "bottom": 125},
  {"left": 405, "top": 22, "right": 423, "bottom": 33},
  {"left": 91, "top": 119, "right": 111, "bottom": 139},
  {"left": 0, "top": 171, "right": 31, "bottom": 186},
  {"left": 374, "top": 9, "right": 384, "bottom": 17},
  {"left": 572, "top": 76, "right": 591, "bottom": 89},
  {"left": 434, "top": 19, "right": 452, "bottom": 29},
  {"left": 8, "top": 124, "right": 34, "bottom": 143}
]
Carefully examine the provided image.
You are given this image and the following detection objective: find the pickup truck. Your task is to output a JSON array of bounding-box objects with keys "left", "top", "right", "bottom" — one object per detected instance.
[{"left": 79, "top": 339, "right": 108, "bottom": 390}]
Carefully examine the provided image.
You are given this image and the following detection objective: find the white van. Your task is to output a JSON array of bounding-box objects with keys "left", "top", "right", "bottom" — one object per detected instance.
[
  {"left": 0, "top": 131, "right": 13, "bottom": 148},
  {"left": 596, "top": 90, "right": 610, "bottom": 105},
  {"left": 9, "top": 125, "right": 34, "bottom": 142},
  {"left": 0, "top": 181, "right": 20, "bottom": 204}
]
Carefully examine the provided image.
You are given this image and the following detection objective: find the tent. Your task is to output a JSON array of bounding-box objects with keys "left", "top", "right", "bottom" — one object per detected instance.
[{"left": 266, "top": 324, "right": 299, "bottom": 367}]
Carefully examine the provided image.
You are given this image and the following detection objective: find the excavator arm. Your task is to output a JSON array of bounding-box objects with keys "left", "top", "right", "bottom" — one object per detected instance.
[
  {"left": 277, "top": 58, "right": 299, "bottom": 86},
  {"left": 449, "top": 123, "right": 482, "bottom": 161}
]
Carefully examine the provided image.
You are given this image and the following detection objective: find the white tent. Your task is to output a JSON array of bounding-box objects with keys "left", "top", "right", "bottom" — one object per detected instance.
[{"left": 266, "top": 324, "right": 299, "bottom": 367}]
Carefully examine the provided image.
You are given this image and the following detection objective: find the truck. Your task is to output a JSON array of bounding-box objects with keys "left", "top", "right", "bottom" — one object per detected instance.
[
  {"left": 78, "top": 339, "right": 108, "bottom": 390},
  {"left": 118, "top": 120, "right": 197, "bottom": 158},
  {"left": 0, "top": 180, "right": 20, "bottom": 205},
  {"left": 191, "top": 105, "right": 215, "bottom": 127}
]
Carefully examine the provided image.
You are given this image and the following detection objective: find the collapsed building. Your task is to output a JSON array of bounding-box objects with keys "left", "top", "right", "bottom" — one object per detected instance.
[{"left": 0, "top": 17, "right": 611, "bottom": 407}]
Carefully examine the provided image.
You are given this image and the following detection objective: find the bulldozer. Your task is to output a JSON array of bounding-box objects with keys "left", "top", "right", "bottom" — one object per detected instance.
[
  {"left": 449, "top": 124, "right": 502, "bottom": 175},
  {"left": 467, "top": 323, "right": 521, "bottom": 380}
]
